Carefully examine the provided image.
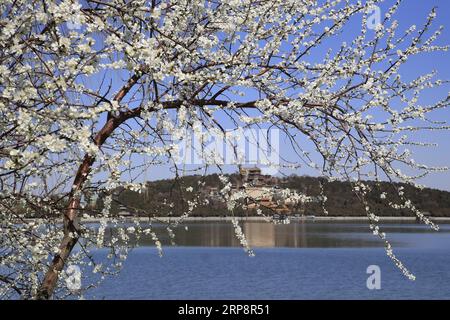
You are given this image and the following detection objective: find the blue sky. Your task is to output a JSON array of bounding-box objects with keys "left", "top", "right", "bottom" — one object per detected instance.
[
  {"left": 281, "top": 0, "right": 450, "bottom": 191},
  {"left": 84, "top": 0, "right": 450, "bottom": 191},
  {"left": 153, "top": 1, "right": 450, "bottom": 191},
  {"left": 361, "top": 0, "right": 450, "bottom": 191},
  {"left": 392, "top": 0, "right": 450, "bottom": 191}
]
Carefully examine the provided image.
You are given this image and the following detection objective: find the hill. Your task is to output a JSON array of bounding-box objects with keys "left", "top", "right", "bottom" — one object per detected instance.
[{"left": 97, "top": 173, "right": 450, "bottom": 217}]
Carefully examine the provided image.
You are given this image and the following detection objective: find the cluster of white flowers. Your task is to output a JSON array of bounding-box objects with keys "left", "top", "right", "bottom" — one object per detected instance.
[
  {"left": 1, "top": 0, "right": 449, "bottom": 298},
  {"left": 231, "top": 218, "right": 255, "bottom": 257},
  {"left": 143, "top": 227, "right": 163, "bottom": 257}
]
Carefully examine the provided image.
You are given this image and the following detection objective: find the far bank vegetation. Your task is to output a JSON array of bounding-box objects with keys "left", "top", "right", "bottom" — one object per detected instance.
[{"left": 84, "top": 174, "right": 450, "bottom": 218}]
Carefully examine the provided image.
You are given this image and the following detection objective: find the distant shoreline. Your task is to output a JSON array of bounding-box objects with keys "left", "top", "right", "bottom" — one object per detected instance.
[
  {"left": 27, "top": 216, "right": 450, "bottom": 223},
  {"left": 144, "top": 216, "right": 450, "bottom": 223},
  {"left": 135, "top": 216, "right": 450, "bottom": 222}
]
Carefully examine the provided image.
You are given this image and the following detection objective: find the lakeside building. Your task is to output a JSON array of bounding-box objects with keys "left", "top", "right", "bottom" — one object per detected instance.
[
  {"left": 238, "top": 167, "right": 289, "bottom": 214},
  {"left": 242, "top": 186, "right": 291, "bottom": 214},
  {"left": 201, "top": 167, "right": 291, "bottom": 215}
]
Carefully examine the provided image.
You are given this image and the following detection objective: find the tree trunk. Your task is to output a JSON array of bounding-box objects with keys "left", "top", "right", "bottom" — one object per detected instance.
[
  {"left": 36, "top": 74, "right": 142, "bottom": 299},
  {"left": 35, "top": 155, "right": 94, "bottom": 299}
]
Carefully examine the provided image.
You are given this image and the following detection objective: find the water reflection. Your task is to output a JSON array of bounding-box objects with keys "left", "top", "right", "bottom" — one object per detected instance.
[{"left": 100, "top": 221, "right": 450, "bottom": 249}]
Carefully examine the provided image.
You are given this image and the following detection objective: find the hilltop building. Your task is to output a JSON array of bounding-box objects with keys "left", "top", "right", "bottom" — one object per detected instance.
[
  {"left": 237, "top": 167, "right": 290, "bottom": 214},
  {"left": 201, "top": 167, "right": 293, "bottom": 215},
  {"left": 238, "top": 167, "right": 278, "bottom": 187}
]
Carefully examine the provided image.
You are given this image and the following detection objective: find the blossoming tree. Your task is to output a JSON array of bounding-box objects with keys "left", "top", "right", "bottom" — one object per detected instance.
[{"left": 0, "top": 0, "right": 449, "bottom": 299}]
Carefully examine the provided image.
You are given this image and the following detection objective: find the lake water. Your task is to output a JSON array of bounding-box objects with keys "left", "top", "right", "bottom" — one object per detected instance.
[{"left": 86, "top": 221, "right": 450, "bottom": 300}]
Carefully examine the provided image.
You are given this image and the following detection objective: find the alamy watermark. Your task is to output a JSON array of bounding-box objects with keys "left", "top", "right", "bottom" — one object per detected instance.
[
  {"left": 367, "top": 5, "right": 382, "bottom": 30},
  {"left": 366, "top": 265, "right": 381, "bottom": 290},
  {"left": 66, "top": 265, "right": 82, "bottom": 292},
  {"left": 174, "top": 128, "right": 281, "bottom": 175}
]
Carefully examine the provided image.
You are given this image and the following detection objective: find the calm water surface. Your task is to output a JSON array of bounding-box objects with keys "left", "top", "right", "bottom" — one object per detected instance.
[{"left": 87, "top": 221, "right": 450, "bottom": 299}]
